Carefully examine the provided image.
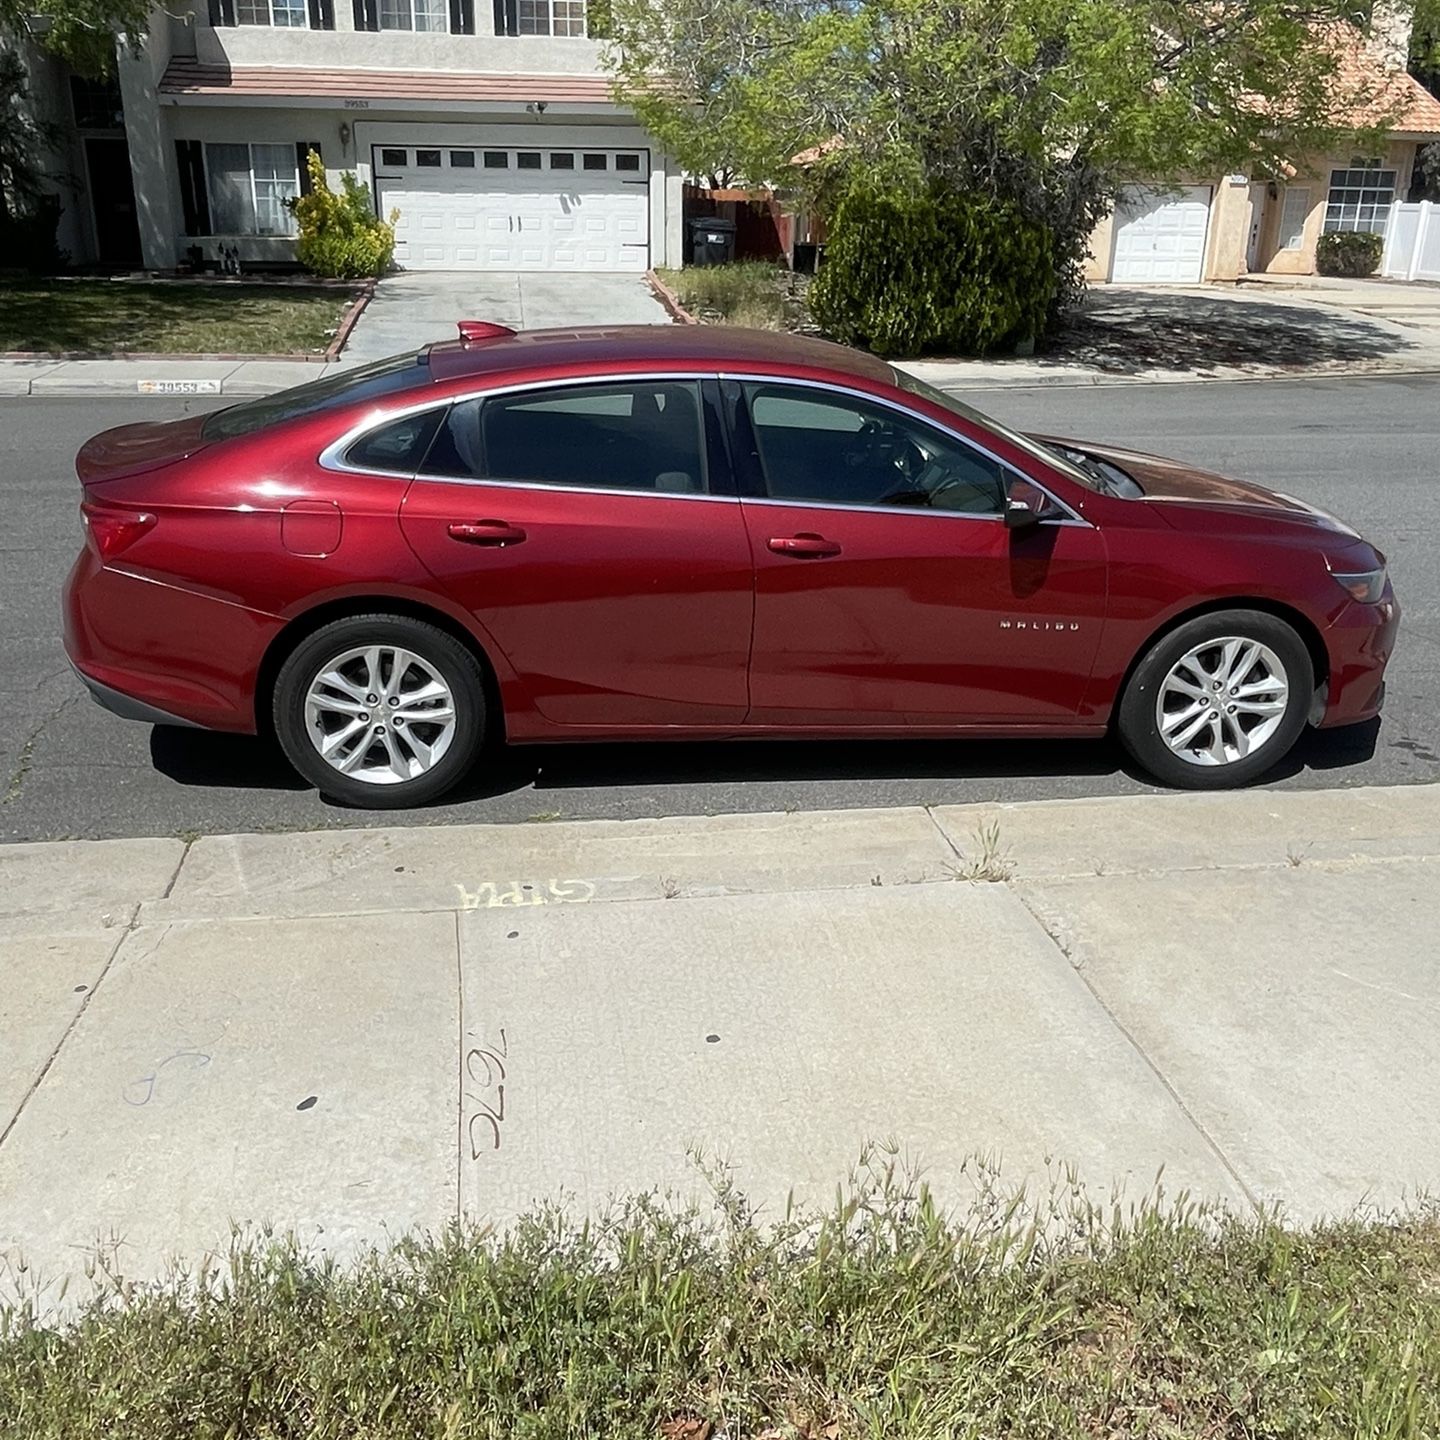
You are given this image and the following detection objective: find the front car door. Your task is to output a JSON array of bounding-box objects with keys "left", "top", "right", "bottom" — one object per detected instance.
[
  {"left": 398, "top": 377, "right": 754, "bottom": 729},
  {"left": 729, "top": 379, "right": 1110, "bottom": 728}
]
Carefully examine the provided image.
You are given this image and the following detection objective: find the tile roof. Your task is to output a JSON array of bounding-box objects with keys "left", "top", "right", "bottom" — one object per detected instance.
[
  {"left": 158, "top": 59, "right": 617, "bottom": 104},
  {"left": 1329, "top": 27, "right": 1440, "bottom": 134}
]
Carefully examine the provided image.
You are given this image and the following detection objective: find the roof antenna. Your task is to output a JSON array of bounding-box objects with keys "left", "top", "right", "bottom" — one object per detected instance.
[{"left": 457, "top": 321, "right": 517, "bottom": 345}]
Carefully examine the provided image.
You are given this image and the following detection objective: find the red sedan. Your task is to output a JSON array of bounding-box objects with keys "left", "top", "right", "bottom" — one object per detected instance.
[{"left": 64, "top": 325, "right": 1398, "bottom": 807}]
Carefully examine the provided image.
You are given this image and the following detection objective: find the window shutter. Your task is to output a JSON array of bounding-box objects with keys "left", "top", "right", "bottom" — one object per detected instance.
[
  {"left": 493, "top": 0, "right": 517, "bottom": 34},
  {"left": 208, "top": 0, "right": 237, "bottom": 23},
  {"left": 296, "top": 142, "right": 321, "bottom": 194},
  {"left": 308, "top": 0, "right": 335, "bottom": 26},
  {"left": 353, "top": 0, "right": 379, "bottom": 29},
  {"left": 450, "top": 0, "right": 474, "bottom": 33},
  {"left": 175, "top": 139, "right": 211, "bottom": 237}
]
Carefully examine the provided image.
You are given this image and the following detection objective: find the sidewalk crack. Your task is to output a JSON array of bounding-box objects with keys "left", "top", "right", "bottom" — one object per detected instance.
[
  {"left": 1012, "top": 886, "right": 1262, "bottom": 1215},
  {"left": 0, "top": 907, "right": 147, "bottom": 1155}
]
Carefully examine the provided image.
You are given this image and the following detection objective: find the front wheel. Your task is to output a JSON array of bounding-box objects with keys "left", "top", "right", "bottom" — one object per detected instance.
[
  {"left": 273, "top": 613, "right": 487, "bottom": 808},
  {"left": 1117, "top": 610, "right": 1314, "bottom": 789}
]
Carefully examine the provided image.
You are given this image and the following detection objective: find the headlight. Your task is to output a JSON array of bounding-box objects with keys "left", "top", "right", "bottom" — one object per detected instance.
[{"left": 1330, "top": 565, "right": 1387, "bottom": 604}]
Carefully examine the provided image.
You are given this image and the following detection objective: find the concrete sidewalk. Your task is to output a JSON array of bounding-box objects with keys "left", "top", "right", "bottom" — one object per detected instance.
[{"left": 3, "top": 782, "right": 1439, "bottom": 1307}]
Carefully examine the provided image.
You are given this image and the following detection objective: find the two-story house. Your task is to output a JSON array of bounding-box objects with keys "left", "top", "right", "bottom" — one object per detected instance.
[{"left": 98, "top": 0, "right": 681, "bottom": 273}]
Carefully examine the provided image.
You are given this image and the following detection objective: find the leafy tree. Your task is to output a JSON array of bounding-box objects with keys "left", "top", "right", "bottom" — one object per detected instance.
[
  {"left": 1, "top": 0, "right": 149, "bottom": 224},
  {"left": 608, "top": 0, "right": 1408, "bottom": 315}
]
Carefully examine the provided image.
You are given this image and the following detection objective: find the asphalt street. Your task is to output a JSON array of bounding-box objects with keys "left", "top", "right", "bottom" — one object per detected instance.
[{"left": 3, "top": 374, "right": 1436, "bottom": 842}]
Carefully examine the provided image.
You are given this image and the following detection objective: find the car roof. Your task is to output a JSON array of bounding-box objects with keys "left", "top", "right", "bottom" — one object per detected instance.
[{"left": 423, "top": 324, "right": 896, "bottom": 387}]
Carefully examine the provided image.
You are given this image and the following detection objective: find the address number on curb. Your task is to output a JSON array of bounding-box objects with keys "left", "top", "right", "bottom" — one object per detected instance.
[{"left": 138, "top": 379, "right": 223, "bottom": 395}]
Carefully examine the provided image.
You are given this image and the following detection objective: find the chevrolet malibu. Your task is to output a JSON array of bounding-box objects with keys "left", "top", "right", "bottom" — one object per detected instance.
[{"left": 63, "top": 324, "right": 1398, "bottom": 807}]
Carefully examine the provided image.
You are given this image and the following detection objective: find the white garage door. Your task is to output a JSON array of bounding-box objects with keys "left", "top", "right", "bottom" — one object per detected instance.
[
  {"left": 375, "top": 145, "right": 650, "bottom": 273},
  {"left": 1110, "top": 186, "right": 1212, "bottom": 284}
]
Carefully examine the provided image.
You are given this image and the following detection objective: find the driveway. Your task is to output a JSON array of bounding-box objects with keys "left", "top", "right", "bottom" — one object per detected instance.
[{"left": 342, "top": 271, "right": 669, "bottom": 362}]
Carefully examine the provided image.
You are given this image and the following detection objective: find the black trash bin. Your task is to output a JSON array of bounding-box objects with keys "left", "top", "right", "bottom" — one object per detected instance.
[{"left": 687, "top": 215, "right": 737, "bottom": 267}]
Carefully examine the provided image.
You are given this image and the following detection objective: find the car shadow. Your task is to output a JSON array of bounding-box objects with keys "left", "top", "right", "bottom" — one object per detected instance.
[
  {"left": 147, "top": 717, "right": 1384, "bottom": 806},
  {"left": 149, "top": 726, "right": 309, "bottom": 791}
]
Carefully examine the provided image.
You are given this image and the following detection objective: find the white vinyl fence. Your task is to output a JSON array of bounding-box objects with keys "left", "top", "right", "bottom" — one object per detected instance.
[{"left": 1381, "top": 201, "right": 1440, "bottom": 281}]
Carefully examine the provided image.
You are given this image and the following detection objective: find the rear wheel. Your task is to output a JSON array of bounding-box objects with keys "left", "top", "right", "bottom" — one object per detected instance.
[
  {"left": 1117, "top": 609, "right": 1313, "bottom": 789},
  {"left": 273, "top": 613, "right": 487, "bottom": 808}
]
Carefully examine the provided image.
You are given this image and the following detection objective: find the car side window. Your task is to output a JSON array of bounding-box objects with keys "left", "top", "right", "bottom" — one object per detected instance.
[
  {"left": 744, "top": 384, "right": 1006, "bottom": 515},
  {"left": 421, "top": 381, "right": 709, "bottom": 495},
  {"left": 344, "top": 407, "right": 444, "bottom": 473}
]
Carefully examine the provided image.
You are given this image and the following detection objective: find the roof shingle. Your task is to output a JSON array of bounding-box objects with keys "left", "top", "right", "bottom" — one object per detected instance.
[{"left": 158, "top": 59, "right": 616, "bottom": 104}]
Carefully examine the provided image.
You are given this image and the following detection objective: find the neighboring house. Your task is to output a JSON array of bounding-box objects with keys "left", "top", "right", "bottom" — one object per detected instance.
[
  {"left": 1085, "top": 23, "right": 1440, "bottom": 285},
  {"left": 8, "top": 38, "right": 142, "bottom": 268},
  {"left": 26, "top": 0, "right": 683, "bottom": 273}
]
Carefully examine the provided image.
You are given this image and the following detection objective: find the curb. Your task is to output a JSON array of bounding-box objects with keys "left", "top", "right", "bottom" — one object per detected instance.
[
  {"left": 645, "top": 268, "right": 698, "bottom": 325},
  {"left": 325, "top": 281, "right": 376, "bottom": 360}
]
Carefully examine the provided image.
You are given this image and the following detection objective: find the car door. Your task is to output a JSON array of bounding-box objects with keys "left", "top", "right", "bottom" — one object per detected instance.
[
  {"left": 729, "top": 380, "right": 1110, "bottom": 726},
  {"left": 398, "top": 377, "right": 754, "bottom": 727}
]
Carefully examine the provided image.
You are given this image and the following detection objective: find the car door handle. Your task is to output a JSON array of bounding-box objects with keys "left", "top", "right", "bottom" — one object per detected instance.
[
  {"left": 768, "top": 533, "right": 841, "bottom": 558},
  {"left": 447, "top": 520, "right": 527, "bottom": 547}
]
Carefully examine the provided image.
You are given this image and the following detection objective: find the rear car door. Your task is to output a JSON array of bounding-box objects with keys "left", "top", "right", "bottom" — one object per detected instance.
[
  {"left": 398, "top": 377, "right": 754, "bottom": 727},
  {"left": 729, "top": 380, "right": 1110, "bottom": 726}
]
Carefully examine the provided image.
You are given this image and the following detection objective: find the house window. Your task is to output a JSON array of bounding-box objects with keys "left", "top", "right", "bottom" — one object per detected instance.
[
  {"left": 518, "top": 0, "right": 585, "bottom": 35},
  {"left": 1324, "top": 162, "right": 1397, "bottom": 236},
  {"left": 416, "top": 149, "right": 442, "bottom": 167},
  {"left": 550, "top": 152, "right": 575, "bottom": 170},
  {"left": 450, "top": 151, "right": 476, "bottom": 167},
  {"left": 615, "top": 153, "right": 641, "bottom": 172},
  {"left": 582, "top": 153, "right": 607, "bottom": 171},
  {"left": 379, "top": 0, "right": 447, "bottom": 30},
  {"left": 1279, "top": 187, "right": 1310, "bottom": 251},
  {"left": 205, "top": 142, "right": 301, "bottom": 236},
  {"left": 380, "top": 148, "right": 407, "bottom": 167},
  {"left": 483, "top": 151, "right": 508, "bottom": 168},
  {"left": 70, "top": 76, "right": 125, "bottom": 130},
  {"left": 517, "top": 152, "right": 542, "bottom": 170},
  {"left": 236, "top": 0, "right": 308, "bottom": 23}
]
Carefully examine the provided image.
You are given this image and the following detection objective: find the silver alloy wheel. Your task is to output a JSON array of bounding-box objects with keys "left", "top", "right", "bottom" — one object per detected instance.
[
  {"left": 1155, "top": 635, "right": 1290, "bottom": 767},
  {"left": 303, "top": 644, "right": 458, "bottom": 785}
]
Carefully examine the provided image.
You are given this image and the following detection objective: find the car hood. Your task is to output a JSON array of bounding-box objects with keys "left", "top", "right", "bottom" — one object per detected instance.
[
  {"left": 1038, "top": 435, "right": 1361, "bottom": 540},
  {"left": 75, "top": 415, "right": 212, "bottom": 486}
]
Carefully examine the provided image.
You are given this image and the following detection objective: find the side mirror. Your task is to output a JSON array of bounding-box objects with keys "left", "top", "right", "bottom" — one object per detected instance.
[{"left": 1004, "top": 477, "right": 1047, "bottom": 530}]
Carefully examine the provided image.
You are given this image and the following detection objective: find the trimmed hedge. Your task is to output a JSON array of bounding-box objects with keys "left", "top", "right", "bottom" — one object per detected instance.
[
  {"left": 810, "top": 186, "right": 1056, "bottom": 357},
  {"left": 1315, "top": 230, "right": 1383, "bottom": 278}
]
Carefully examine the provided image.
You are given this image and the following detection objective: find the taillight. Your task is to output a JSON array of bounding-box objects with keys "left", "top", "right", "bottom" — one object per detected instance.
[{"left": 81, "top": 502, "right": 156, "bottom": 561}]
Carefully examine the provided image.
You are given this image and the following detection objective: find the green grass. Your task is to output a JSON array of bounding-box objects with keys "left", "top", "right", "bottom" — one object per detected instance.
[
  {"left": 3, "top": 1160, "right": 1438, "bottom": 1439},
  {"left": 658, "top": 262, "right": 792, "bottom": 329},
  {"left": 0, "top": 280, "right": 358, "bottom": 355}
]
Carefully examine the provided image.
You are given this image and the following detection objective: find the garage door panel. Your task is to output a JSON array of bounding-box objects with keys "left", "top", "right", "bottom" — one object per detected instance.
[
  {"left": 377, "top": 144, "right": 650, "bottom": 273},
  {"left": 1111, "top": 186, "right": 1211, "bottom": 284}
]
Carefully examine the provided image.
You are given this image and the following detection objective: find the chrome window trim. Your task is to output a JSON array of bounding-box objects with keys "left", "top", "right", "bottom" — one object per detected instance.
[{"left": 318, "top": 369, "right": 1092, "bottom": 527}]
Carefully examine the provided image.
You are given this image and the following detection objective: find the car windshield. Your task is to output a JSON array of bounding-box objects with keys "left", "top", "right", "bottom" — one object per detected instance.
[
  {"left": 890, "top": 369, "right": 1127, "bottom": 495},
  {"left": 201, "top": 352, "right": 431, "bottom": 442}
]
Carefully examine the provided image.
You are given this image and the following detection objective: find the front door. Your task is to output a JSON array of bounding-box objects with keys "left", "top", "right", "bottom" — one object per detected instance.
[
  {"left": 85, "top": 137, "right": 141, "bottom": 267},
  {"left": 399, "top": 378, "right": 753, "bottom": 727},
  {"left": 732, "top": 382, "right": 1109, "bottom": 726},
  {"left": 1246, "top": 183, "right": 1269, "bottom": 272}
]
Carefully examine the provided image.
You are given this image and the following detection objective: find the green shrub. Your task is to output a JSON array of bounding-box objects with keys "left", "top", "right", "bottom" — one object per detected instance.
[
  {"left": 289, "top": 152, "right": 396, "bottom": 279},
  {"left": 810, "top": 185, "right": 1056, "bottom": 357},
  {"left": 1315, "top": 230, "right": 1383, "bottom": 278}
]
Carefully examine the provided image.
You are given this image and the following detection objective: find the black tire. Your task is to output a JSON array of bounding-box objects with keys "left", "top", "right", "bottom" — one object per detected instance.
[
  {"left": 272, "top": 613, "right": 487, "bottom": 808},
  {"left": 1117, "top": 609, "right": 1314, "bottom": 790}
]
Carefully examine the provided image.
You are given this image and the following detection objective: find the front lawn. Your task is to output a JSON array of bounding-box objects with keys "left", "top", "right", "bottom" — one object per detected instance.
[
  {"left": 0, "top": 280, "right": 360, "bottom": 355},
  {"left": 3, "top": 1173, "right": 1438, "bottom": 1439}
]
